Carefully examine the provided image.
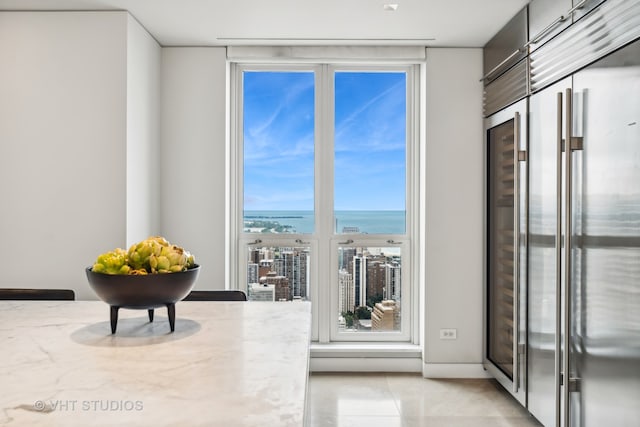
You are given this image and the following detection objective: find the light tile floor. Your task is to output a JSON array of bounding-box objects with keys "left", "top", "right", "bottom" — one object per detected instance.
[{"left": 307, "top": 373, "right": 543, "bottom": 427}]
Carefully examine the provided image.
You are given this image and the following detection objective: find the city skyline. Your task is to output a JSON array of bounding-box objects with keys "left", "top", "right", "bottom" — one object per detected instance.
[{"left": 247, "top": 245, "right": 401, "bottom": 332}]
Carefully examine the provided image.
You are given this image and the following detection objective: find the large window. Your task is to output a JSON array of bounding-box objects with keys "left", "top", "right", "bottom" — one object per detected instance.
[{"left": 231, "top": 63, "right": 419, "bottom": 344}]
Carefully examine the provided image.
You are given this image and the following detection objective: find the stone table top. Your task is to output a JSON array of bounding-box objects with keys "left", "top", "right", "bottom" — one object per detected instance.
[{"left": 0, "top": 300, "right": 311, "bottom": 426}]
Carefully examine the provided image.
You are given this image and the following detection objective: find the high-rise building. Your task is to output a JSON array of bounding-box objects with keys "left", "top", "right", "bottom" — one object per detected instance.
[
  {"left": 338, "top": 247, "right": 356, "bottom": 271},
  {"left": 352, "top": 255, "right": 367, "bottom": 310},
  {"left": 247, "top": 263, "right": 259, "bottom": 286},
  {"left": 273, "top": 249, "right": 308, "bottom": 300},
  {"left": 260, "top": 271, "right": 290, "bottom": 301},
  {"left": 290, "top": 250, "right": 308, "bottom": 299},
  {"left": 341, "top": 226, "right": 360, "bottom": 233},
  {"left": 366, "top": 258, "right": 386, "bottom": 305},
  {"left": 371, "top": 300, "right": 399, "bottom": 331},
  {"left": 385, "top": 261, "right": 401, "bottom": 301},
  {"left": 248, "top": 283, "right": 275, "bottom": 301},
  {"left": 338, "top": 269, "right": 354, "bottom": 314},
  {"left": 248, "top": 248, "right": 261, "bottom": 264}
]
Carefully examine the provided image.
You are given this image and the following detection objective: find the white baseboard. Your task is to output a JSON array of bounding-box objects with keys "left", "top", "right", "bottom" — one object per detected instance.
[
  {"left": 310, "top": 357, "right": 423, "bottom": 373},
  {"left": 309, "top": 360, "right": 491, "bottom": 377},
  {"left": 422, "top": 363, "right": 491, "bottom": 378}
]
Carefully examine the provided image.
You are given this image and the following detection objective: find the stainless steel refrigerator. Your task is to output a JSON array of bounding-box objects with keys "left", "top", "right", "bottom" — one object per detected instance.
[
  {"left": 485, "top": 99, "right": 528, "bottom": 407},
  {"left": 528, "top": 35, "right": 640, "bottom": 427}
]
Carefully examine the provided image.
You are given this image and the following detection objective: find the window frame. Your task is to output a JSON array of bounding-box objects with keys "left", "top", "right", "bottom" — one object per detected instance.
[{"left": 229, "top": 61, "right": 421, "bottom": 346}]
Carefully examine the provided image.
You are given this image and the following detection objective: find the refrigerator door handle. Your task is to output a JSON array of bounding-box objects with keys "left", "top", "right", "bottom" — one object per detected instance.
[
  {"left": 563, "top": 87, "right": 575, "bottom": 427},
  {"left": 555, "top": 91, "right": 564, "bottom": 427}
]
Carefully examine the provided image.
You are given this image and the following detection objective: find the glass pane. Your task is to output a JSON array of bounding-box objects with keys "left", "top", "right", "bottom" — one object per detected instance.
[
  {"left": 246, "top": 246, "right": 310, "bottom": 302},
  {"left": 486, "top": 119, "right": 515, "bottom": 379},
  {"left": 243, "top": 71, "right": 315, "bottom": 233},
  {"left": 334, "top": 72, "right": 406, "bottom": 234},
  {"left": 337, "top": 246, "right": 402, "bottom": 332}
]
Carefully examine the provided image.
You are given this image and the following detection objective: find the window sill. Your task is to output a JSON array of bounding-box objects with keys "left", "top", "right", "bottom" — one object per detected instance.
[
  {"left": 310, "top": 342, "right": 422, "bottom": 359},
  {"left": 309, "top": 343, "right": 422, "bottom": 372}
]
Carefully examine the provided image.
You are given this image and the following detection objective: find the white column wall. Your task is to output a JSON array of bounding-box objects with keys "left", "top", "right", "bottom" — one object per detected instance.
[
  {"left": 0, "top": 12, "right": 128, "bottom": 300},
  {"left": 423, "top": 48, "right": 487, "bottom": 377},
  {"left": 160, "top": 48, "right": 228, "bottom": 290},
  {"left": 126, "top": 15, "right": 161, "bottom": 247}
]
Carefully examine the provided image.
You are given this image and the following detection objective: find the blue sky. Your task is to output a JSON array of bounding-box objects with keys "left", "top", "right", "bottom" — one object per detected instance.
[{"left": 243, "top": 71, "right": 406, "bottom": 211}]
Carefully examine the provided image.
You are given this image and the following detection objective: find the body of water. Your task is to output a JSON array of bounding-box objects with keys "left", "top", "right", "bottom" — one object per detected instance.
[{"left": 244, "top": 210, "right": 405, "bottom": 234}]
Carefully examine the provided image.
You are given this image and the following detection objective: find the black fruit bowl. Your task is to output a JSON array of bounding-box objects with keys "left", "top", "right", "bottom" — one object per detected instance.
[{"left": 86, "top": 265, "right": 200, "bottom": 334}]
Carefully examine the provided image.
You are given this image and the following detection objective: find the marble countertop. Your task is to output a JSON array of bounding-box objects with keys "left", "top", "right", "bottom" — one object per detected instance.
[{"left": 0, "top": 300, "right": 311, "bottom": 426}]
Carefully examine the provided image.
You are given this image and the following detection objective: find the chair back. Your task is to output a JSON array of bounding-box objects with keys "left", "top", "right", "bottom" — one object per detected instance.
[
  {"left": 0, "top": 288, "right": 76, "bottom": 300},
  {"left": 183, "top": 290, "right": 247, "bottom": 301}
]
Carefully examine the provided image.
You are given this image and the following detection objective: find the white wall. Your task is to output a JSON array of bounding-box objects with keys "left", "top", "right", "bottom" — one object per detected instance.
[
  {"left": 0, "top": 12, "right": 128, "bottom": 300},
  {"left": 0, "top": 11, "right": 161, "bottom": 300},
  {"left": 423, "top": 48, "right": 487, "bottom": 377},
  {"left": 126, "top": 15, "right": 161, "bottom": 246},
  {"left": 160, "top": 48, "right": 228, "bottom": 290}
]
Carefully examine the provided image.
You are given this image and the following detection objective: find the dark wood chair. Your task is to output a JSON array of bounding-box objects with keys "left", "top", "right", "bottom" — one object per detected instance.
[
  {"left": 182, "top": 290, "right": 247, "bottom": 301},
  {"left": 0, "top": 288, "right": 75, "bottom": 300}
]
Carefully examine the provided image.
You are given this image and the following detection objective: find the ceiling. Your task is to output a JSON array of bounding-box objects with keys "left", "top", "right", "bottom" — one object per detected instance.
[{"left": 0, "top": 0, "right": 529, "bottom": 47}]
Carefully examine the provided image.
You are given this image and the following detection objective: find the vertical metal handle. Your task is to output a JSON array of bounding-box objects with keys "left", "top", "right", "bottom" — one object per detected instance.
[
  {"left": 555, "top": 92, "right": 563, "bottom": 427},
  {"left": 563, "top": 87, "right": 574, "bottom": 427},
  {"left": 512, "top": 111, "right": 521, "bottom": 393}
]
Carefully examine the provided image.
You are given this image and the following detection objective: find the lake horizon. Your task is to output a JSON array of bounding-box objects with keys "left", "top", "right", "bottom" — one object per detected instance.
[{"left": 243, "top": 209, "right": 406, "bottom": 234}]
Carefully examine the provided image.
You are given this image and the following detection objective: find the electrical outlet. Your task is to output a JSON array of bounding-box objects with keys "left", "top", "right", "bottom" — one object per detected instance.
[{"left": 439, "top": 328, "right": 457, "bottom": 340}]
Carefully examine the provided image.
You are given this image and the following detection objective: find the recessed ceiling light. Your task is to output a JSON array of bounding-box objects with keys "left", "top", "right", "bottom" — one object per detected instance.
[{"left": 383, "top": 4, "right": 399, "bottom": 11}]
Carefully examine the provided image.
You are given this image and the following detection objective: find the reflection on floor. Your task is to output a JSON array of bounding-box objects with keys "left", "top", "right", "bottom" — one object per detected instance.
[{"left": 307, "top": 373, "right": 543, "bottom": 427}]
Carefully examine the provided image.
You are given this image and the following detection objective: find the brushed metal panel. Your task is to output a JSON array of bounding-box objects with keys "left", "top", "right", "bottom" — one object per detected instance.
[
  {"left": 572, "top": 0, "right": 608, "bottom": 21},
  {"left": 569, "top": 40, "right": 640, "bottom": 426},
  {"left": 528, "top": 0, "right": 573, "bottom": 51},
  {"left": 484, "top": 60, "right": 528, "bottom": 117},
  {"left": 531, "top": 0, "right": 640, "bottom": 93},
  {"left": 527, "top": 77, "right": 571, "bottom": 427},
  {"left": 483, "top": 7, "right": 528, "bottom": 83}
]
